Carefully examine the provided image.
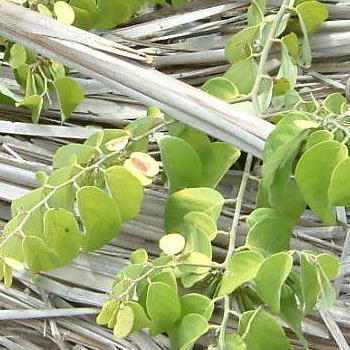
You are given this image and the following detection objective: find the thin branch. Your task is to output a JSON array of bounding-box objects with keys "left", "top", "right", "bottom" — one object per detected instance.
[
  {"left": 224, "top": 153, "right": 253, "bottom": 266},
  {"left": 251, "top": 0, "right": 294, "bottom": 114}
]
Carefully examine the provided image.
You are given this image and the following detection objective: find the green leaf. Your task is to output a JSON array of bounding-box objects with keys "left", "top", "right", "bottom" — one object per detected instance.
[
  {"left": 177, "top": 313, "right": 209, "bottom": 350},
  {"left": 300, "top": 254, "right": 319, "bottom": 315},
  {"left": 0, "top": 215, "right": 25, "bottom": 261},
  {"left": 183, "top": 226, "right": 212, "bottom": 259},
  {"left": 277, "top": 44, "right": 298, "bottom": 88},
  {"left": 96, "top": 300, "right": 119, "bottom": 326},
  {"left": 296, "top": 1, "right": 328, "bottom": 34},
  {"left": 246, "top": 208, "right": 278, "bottom": 228},
  {"left": 43, "top": 208, "right": 82, "bottom": 265},
  {"left": 305, "top": 130, "right": 333, "bottom": 149},
  {"left": 280, "top": 286, "right": 307, "bottom": 347},
  {"left": 201, "top": 77, "right": 239, "bottom": 102},
  {"left": 105, "top": 165, "right": 143, "bottom": 221},
  {"left": 225, "top": 26, "right": 259, "bottom": 64},
  {"left": 295, "top": 140, "right": 348, "bottom": 225},
  {"left": 272, "top": 78, "right": 290, "bottom": 97},
  {"left": 113, "top": 305, "right": 134, "bottom": 338},
  {"left": 9, "top": 43, "right": 27, "bottom": 69},
  {"left": 130, "top": 249, "right": 148, "bottom": 265},
  {"left": 47, "top": 165, "right": 77, "bottom": 211},
  {"left": 218, "top": 250, "right": 264, "bottom": 296},
  {"left": 146, "top": 282, "right": 181, "bottom": 336},
  {"left": 160, "top": 234, "right": 186, "bottom": 255},
  {"left": 18, "top": 95, "right": 44, "bottom": 123},
  {"left": 95, "top": 0, "right": 134, "bottom": 30},
  {"left": 126, "top": 107, "right": 158, "bottom": 152},
  {"left": 329, "top": 158, "right": 350, "bottom": 207},
  {"left": 317, "top": 265, "right": 336, "bottom": 310},
  {"left": 54, "top": 77, "right": 84, "bottom": 121},
  {"left": 11, "top": 187, "right": 46, "bottom": 238},
  {"left": 152, "top": 270, "right": 178, "bottom": 291},
  {"left": 183, "top": 211, "right": 217, "bottom": 241},
  {"left": 72, "top": 6, "right": 95, "bottom": 30},
  {"left": 77, "top": 186, "right": 122, "bottom": 251},
  {"left": 165, "top": 188, "right": 224, "bottom": 233},
  {"left": 246, "top": 217, "right": 294, "bottom": 254},
  {"left": 180, "top": 293, "right": 214, "bottom": 320},
  {"left": 317, "top": 254, "right": 339, "bottom": 280},
  {"left": 54, "top": 1, "right": 75, "bottom": 24},
  {"left": 179, "top": 252, "right": 212, "bottom": 288},
  {"left": 224, "top": 58, "right": 258, "bottom": 94},
  {"left": 126, "top": 301, "right": 150, "bottom": 332},
  {"left": 0, "top": 85, "right": 21, "bottom": 104},
  {"left": 238, "top": 310, "right": 292, "bottom": 350},
  {"left": 247, "top": 1, "right": 264, "bottom": 26},
  {"left": 53, "top": 144, "right": 96, "bottom": 169},
  {"left": 159, "top": 137, "right": 202, "bottom": 193},
  {"left": 70, "top": 0, "right": 99, "bottom": 29},
  {"left": 323, "top": 92, "right": 347, "bottom": 115},
  {"left": 296, "top": 8, "right": 312, "bottom": 67},
  {"left": 37, "top": 3, "right": 53, "bottom": 17},
  {"left": 257, "top": 77, "right": 273, "bottom": 113},
  {"left": 224, "top": 333, "right": 247, "bottom": 350},
  {"left": 282, "top": 33, "right": 300, "bottom": 60},
  {"left": 254, "top": 252, "right": 293, "bottom": 313},
  {"left": 22, "top": 236, "right": 61, "bottom": 273},
  {"left": 171, "top": 0, "right": 185, "bottom": 7},
  {"left": 199, "top": 143, "right": 241, "bottom": 188},
  {"left": 265, "top": 111, "right": 310, "bottom": 156}
]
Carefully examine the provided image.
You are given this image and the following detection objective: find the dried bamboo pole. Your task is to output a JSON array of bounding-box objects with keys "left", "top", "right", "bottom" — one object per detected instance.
[{"left": 0, "top": 0, "right": 274, "bottom": 158}]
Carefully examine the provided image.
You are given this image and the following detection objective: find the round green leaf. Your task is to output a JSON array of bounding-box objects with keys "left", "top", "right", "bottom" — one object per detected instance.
[
  {"left": 146, "top": 282, "right": 181, "bottom": 336},
  {"left": 22, "top": 236, "right": 61, "bottom": 273},
  {"left": 296, "top": 1, "right": 328, "bottom": 34},
  {"left": 165, "top": 187, "right": 224, "bottom": 233},
  {"left": 329, "top": 157, "right": 350, "bottom": 207},
  {"left": 53, "top": 144, "right": 96, "bottom": 169},
  {"left": 9, "top": 43, "right": 27, "bottom": 69},
  {"left": 43, "top": 208, "right": 82, "bottom": 265},
  {"left": 218, "top": 250, "right": 264, "bottom": 296},
  {"left": 113, "top": 305, "right": 134, "bottom": 338},
  {"left": 96, "top": 300, "right": 119, "bottom": 325},
  {"left": 180, "top": 293, "right": 214, "bottom": 320},
  {"left": 177, "top": 313, "right": 209, "bottom": 350},
  {"left": 323, "top": 93, "right": 347, "bottom": 115},
  {"left": 126, "top": 301, "right": 150, "bottom": 332},
  {"left": 54, "top": 1, "right": 75, "bottom": 24},
  {"left": 305, "top": 130, "right": 333, "bottom": 150},
  {"left": 130, "top": 249, "right": 148, "bottom": 265},
  {"left": 201, "top": 77, "right": 239, "bottom": 102},
  {"left": 295, "top": 140, "right": 348, "bottom": 225},
  {"left": 54, "top": 77, "right": 84, "bottom": 121},
  {"left": 105, "top": 165, "right": 143, "bottom": 222},
  {"left": 159, "top": 233, "right": 186, "bottom": 255},
  {"left": 254, "top": 252, "right": 293, "bottom": 313},
  {"left": 316, "top": 254, "right": 339, "bottom": 280},
  {"left": 77, "top": 186, "right": 122, "bottom": 251},
  {"left": 300, "top": 254, "right": 319, "bottom": 315},
  {"left": 238, "top": 310, "right": 292, "bottom": 350},
  {"left": 159, "top": 136, "right": 202, "bottom": 194},
  {"left": 183, "top": 211, "right": 217, "bottom": 241}
]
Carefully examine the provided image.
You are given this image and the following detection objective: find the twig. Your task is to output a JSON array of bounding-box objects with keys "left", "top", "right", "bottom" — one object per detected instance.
[
  {"left": 218, "top": 296, "right": 230, "bottom": 348},
  {"left": 0, "top": 308, "right": 98, "bottom": 320},
  {"left": 251, "top": 0, "right": 294, "bottom": 114},
  {"left": 224, "top": 153, "right": 253, "bottom": 266}
]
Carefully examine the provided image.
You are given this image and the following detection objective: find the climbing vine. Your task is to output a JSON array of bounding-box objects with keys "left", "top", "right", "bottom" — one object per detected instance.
[{"left": 0, "top": 0, "right": 348, "bottom": 349}]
